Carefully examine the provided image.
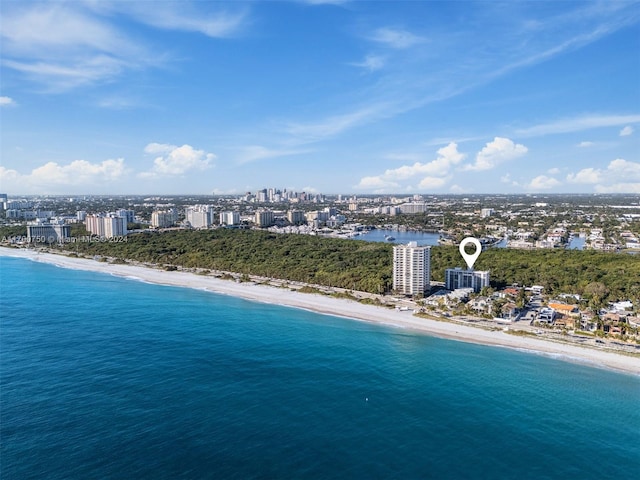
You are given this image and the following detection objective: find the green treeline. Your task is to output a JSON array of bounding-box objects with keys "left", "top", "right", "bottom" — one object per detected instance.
[
  {"left": 63, "top": 229, "right": 394, "bottom": 294},
  {"left": 55, "top": 229, "right": 640, "bottom": 302},
  {"left": 435, "top": 245, "right": 640, "bottom": 303}
]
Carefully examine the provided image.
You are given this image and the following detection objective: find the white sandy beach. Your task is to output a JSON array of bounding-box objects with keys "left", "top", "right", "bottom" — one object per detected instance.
[{"left": 2, "top": 247, "right": 639, "bottom": 375}]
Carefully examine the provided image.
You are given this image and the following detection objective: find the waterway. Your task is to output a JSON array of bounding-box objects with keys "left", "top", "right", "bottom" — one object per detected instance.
[{"left": 355, "top": 229, "right": 441, "bottom": 246}]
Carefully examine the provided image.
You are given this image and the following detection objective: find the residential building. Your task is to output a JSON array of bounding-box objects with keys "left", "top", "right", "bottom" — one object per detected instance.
[
  {"left": 185, "top": 207, "right": 211, "bottom": 229},
  {"left": 151, "top": 210, "right": 176, "bottom": 228},
  {"left": 255, "top": 210, "right": 275, "bottom": 227},
  {"left": 400, "top": 202, "right": 428, "bottom": 214},
  {"left": 393, "top": 242, "right": 431, "bottom": 296},
  {"left": 85, "top": 214, "right": 127, "bottom": 238},
  {"left": 116, "top": 209, "right": 135, "bottom": 224},
  {"left": 287, "top": 210, "right": 306, "bottom": 225},
  {"left": 480, "top": 208, "right": 494, "bottom": 218},
  {"left": 445, "top": 267, "right": 490, "bottom": 293},
  {"left": 220, "top": 211, "right": 241, "bottom": 226}
]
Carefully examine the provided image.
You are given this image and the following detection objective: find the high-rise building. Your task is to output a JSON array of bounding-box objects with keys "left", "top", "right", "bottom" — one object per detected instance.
[
  {"left": 85, "top": 215, "right": 127, "bottom": 238},
  {"left": 185, "top": 207, "right": 211, "bottom": 229},
  {"left": 393, "top": 242, "right": 431, "bottom": 296},
  {"left": 220, "top": 211, "right": 241, "bottom": 226},
  {"left": 287, "top": 210, "right": 305, "bottom": 225},
  {"left": 255, "top": 210, "right": 275, "bottom": 227},
  {"left": 445, "top": 267, "right": 490, "bottom": 293},
  {"left": 116, "top": 209, "right": 135, "bottom": 224},
  {"left": 480, "top": 208, "right": 494, "bottom": 218},
  {"left": 151, "top": 211, "right": 176, "bottom": 228},
  {"left": 27, "top": 221, "right": 70, "bottom": 243}
]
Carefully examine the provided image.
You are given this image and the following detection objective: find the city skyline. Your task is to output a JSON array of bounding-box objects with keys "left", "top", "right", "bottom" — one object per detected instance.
[{"left": 1, "top": 1, "right": 639, "bottom": 195}]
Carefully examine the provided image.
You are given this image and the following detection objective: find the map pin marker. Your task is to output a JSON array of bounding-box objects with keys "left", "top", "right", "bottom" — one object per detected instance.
[{"left": 459, "top": 237, "right": 481, "bottom": 270}]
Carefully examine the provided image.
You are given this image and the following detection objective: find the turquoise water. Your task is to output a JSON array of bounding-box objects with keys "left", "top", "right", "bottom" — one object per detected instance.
[{"left": 1, "top": 256, "right": 639, "bottom": 479}]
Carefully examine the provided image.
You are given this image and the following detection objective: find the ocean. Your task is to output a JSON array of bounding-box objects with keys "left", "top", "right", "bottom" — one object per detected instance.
[{"left": 1, "top": 256, "right": 638, "bottom": 479}]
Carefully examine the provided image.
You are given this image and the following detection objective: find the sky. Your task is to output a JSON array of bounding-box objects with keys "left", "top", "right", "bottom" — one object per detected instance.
[{"left": 1, "top": 0, "right": 639, "bottom": 195}]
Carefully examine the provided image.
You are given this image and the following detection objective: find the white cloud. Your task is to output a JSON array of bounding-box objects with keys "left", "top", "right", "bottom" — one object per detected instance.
[
  {"left": 547, "top": 167, "right": 561, "bottom": 175},
  {"left": 286, "top": 105, "right": 387, "bottom": 143},
  {"left": 0, "top": 2, "right": 247, "bottom": 91},
  {"left": 350, "top": 55, "right": 385, "bottom": 72},
  {"left": 567, "top": 167, "right": 600, "bottom": 184},
  {"left": 234, "top": 145, "right": 309, "bottom": 165},
  {"left": 140, "top": 143, "right": 215, "bottom": 177},
  {"left": 370, "top": 27, "right": 425, "bottom": 49},
  {"left": 577, "top": 141, "right": 594, "bottom": 147},
  {"left": 449, "top": 184, "right": 467, "bottom": 193},
  {"left": 114, "top": 3, "right": 247, "bottom": 38},
  {"left": 0, "top": 158, "right": 126, "bottom": 193},
  {"left": 356, "top": 142, "right": 465, "bottom": 191},
  {"left": 0, "top": 96, "right": 16, "bottom": 106},
  {"left": 526, "top": 175, "right": 561, "bottom": 190},
  {"left": 356, "top": 175, "right": 400, "bottom": 191},
  {"left": 0, "top": 4, "right": 152, "bottom": 91},
  {"left": 516, "top": 114, "right": 640, "bottom": 137},
  {"left": 462, "top": 137, "right": 527, "bottom": 171},
  {"left": 620, "top": 125, "right": 634, "bottom": 136},
  {"left": 418, "top": 176, "right": 449, "bottom": 189},
  {"left": 566, "top": 158, "right": 640, "bottom": 192}
]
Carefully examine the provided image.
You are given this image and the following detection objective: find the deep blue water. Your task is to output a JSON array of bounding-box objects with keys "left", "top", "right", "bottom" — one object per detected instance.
[{"left": 1, "top": 256, "right": 639, "bottom": 479}]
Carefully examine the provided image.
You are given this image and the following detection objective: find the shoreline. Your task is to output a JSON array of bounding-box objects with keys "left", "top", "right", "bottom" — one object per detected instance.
[{"left": 2, "top": 247, "right": 639, "bottom": 376}]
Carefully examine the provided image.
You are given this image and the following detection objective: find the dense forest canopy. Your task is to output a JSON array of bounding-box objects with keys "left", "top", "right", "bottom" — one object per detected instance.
[{"left": 39, "top": 229, "right": 640, "bottom": 304}]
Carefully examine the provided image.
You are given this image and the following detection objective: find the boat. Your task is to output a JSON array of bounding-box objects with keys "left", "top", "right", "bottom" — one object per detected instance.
[{"left": 384, "top": 235, "right": 396, "bottom": 242}]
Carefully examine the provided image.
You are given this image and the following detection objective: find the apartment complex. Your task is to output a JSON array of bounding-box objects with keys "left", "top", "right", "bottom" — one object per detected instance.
[
  {"left": 85, "top": 214, "right": 128, "bottom": 238},
  {"left": 151, "top": 210, "right": 177, "bottom": 228},
  {"left": 393, "top": 242, "right": 431, "bottom": 296},
  {"left": 220, "top": 211, "right": 241, "bottom": 226},
  {"left": 255, "top": 210, "right": 275, "bottom": 228},
  {"left": 445, "top": 267, "right": 490, "bottom": 293}
]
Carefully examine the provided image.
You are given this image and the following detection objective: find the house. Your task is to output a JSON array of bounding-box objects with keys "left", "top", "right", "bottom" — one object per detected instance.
[
  {"left": 469, "top": 296, "right": 493, "bottom": 315},
  {"left": 553, "top": 315, "right": 575, "bottom": 330},
  {"left": 549, "top": 303, "right": 580, "bottom": 317},
  {"left": 500, "top": 302, "right": 519, "bottom": 321},
  {"left": 538, "top": 308, "right": 555, "bottom": 323}
]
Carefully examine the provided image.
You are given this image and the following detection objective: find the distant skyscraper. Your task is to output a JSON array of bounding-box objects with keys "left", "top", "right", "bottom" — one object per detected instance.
[
  {"left": 393, "top": 242, "right": 431, "bottom": 296},
  {"left": 445, "top": 267, "right": 490, "bottom": 293}
]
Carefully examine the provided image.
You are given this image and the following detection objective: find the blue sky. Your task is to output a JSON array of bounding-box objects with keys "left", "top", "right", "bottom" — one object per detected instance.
[{"left": 1, "top": 0, "right": 639, "bottom": 195}]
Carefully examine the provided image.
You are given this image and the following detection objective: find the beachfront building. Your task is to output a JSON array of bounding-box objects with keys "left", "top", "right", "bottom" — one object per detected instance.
[
  {"left": 445, "top": 267, "right": 490, "bottom": 293},
  {"left": 27, "top": 220, "right": 71, "bottom": 243},
  {"left": 393, "top": 242, "right": 431, "bottom": 296}
]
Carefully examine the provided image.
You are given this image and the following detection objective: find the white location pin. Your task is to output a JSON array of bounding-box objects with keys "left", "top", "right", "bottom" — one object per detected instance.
[{"left": 459, "top": 237, "right": 481, "bottom": 270}]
